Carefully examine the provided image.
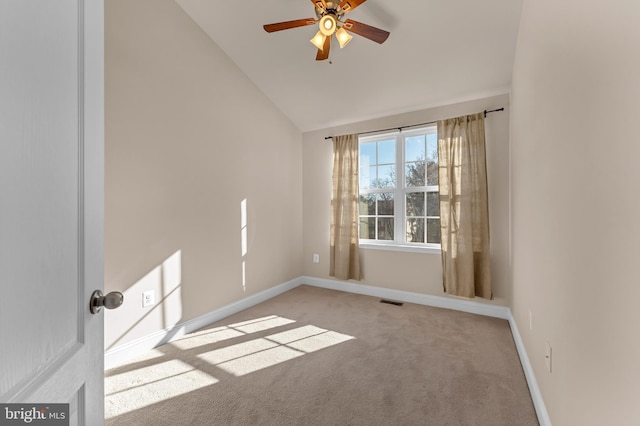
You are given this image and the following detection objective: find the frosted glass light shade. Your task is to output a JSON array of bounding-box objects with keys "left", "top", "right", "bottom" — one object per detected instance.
[
  {"left": 310, "top": 31, "right": 326, "bottom": 50},
  {"left": 336, "top": 27, "right": 353, "bottom": 48}
]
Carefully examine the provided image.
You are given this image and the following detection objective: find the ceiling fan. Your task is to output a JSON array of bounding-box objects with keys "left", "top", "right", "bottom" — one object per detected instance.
[{"left": 263, "top": 0, "right": 390, "bottom": 61}]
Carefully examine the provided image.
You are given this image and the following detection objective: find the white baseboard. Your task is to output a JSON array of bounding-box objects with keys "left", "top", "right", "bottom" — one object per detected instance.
[
  {"left": 300, "top": 276, "right": 511, "bottom": 319},
  {"left": 104, "top": 277, "right": 302, "bottom": 370},
  {"left": 104, "top": 274, "right": 550, "bottom": 425},
  {"left": 508, "top": 315, "right": 552, "bottom": 426}
]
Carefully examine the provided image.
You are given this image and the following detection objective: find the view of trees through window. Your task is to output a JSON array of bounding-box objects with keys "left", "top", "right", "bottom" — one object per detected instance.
[{"left": 359, "top": 128, "right": 440, "bottom": 246}]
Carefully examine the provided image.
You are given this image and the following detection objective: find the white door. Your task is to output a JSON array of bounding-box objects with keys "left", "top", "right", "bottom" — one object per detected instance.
[{"left": 0, "top": 1, "right": 105, "bottom": 424}]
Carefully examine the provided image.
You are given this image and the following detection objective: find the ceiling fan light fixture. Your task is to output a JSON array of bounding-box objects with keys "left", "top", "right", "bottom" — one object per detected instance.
[
  {"left": 319, "top": 15, "right": 337, "bottom": 36},
  {"left": 336, "top": 27, "right": 353, "bottom": 48},
  {"left": 310, "top": 31, "right": 327, "bottom": 50},
  {"left": 263, "top": 1, "right": 390, "bottom": 61}
]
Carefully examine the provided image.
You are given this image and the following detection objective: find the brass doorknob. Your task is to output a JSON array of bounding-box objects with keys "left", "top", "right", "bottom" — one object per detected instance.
[{"left": 90, "top": 290, "right": 124, "bottom": 314}]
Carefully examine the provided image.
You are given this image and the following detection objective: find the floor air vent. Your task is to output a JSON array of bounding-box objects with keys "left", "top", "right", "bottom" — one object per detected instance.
[{"left": 380, "top": 299, "right": 404, "bottom": 306}]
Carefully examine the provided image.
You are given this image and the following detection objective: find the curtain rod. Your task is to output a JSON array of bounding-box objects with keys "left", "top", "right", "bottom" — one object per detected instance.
[{"left": 323, "top": 108, "right": 504, "bottom": 140}]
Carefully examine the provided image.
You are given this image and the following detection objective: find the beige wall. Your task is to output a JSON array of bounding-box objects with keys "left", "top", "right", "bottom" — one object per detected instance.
[
  {"left": 511, "top": 0, "right": 640, "bottom": 424},
  {"left": 104, "top": 0, "right": 303, "bottom": 350},
  {"left": 302, "top": 95, "right": 511, "bottom": 306}
]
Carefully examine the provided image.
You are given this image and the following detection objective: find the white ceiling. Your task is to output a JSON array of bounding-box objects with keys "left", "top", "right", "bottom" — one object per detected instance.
[{"left": 176, "top": 0, "right": 523, "bottom": 132}]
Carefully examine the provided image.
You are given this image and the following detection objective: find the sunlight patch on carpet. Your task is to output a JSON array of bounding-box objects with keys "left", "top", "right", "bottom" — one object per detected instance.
[
  {"left": 197, "top": 325, "right": 355, "bottom": 376},
  {"left": 171, "top": 315, "right": 296, "bottom": 350},
  {"left": 172, "top": 327, "right": 245, "bottom": 350},
  {"left": 216, "top": 346, "right": 304, "bottom": 376},
  {"left": 231, "top": 315, "right": 296, "bottom": 333},
  {"left": 198, "top": 338, "right": 279, "bottom": 365},
  {"left": 104, "top": 318, "right": 355, "bottom": 421},
  {"left": 115, "top": 348, "right": 166, "bottom": 365},
  {"left": 269, "top": 326, "right": 355, "bottom": 353},
  {"left": 106, "top": 359, "right": 195, "bottom": 395},
  {"left": 105, "top": 360, "right": 218, "bottom": 419}
]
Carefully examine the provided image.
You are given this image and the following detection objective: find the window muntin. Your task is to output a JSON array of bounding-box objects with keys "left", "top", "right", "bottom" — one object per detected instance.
[
  {"left": 358, "top": 127, "right": 440, "bottom": 248},
  {"left": 359, "top": 138, "right": 396, "bottom": 241}
]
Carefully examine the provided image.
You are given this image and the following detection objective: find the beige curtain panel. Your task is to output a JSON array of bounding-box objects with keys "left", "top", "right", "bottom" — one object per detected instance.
[
  {"left": 437, "top": 113, "right": 492, "bottom": 299},
  {"left": 330, "top": 134, "right": 361, "bottom": 281}
]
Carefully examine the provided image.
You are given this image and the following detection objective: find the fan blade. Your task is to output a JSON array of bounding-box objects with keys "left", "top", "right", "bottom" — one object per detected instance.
[
  {"left": 316, "top": 35, "right": 331, "bottom": 61},
  {"left": 311, "top": 0, "right": 327, "bottom": 10},
  {"left": 343, "top": 19, "right": 390, "bottom": 44},
  {"left": 263, "top": 18, "right": 316, "bottom": 33},
  {"left": 338, "top": 0, "right": 367, "bottom": 14}
]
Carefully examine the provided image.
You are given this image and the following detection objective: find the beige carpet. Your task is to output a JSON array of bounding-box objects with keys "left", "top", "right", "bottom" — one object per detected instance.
[{"left": 105, "top": 285, "right": 539, "bottom": 425}]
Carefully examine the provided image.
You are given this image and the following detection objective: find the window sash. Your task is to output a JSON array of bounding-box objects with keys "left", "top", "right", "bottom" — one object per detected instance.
[{"left": 358, "top": 126, "right": 440, "bottom": 249}]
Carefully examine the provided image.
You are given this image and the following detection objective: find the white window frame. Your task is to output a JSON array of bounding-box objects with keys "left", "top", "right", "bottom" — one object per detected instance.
[{"left": 358, "top": 126, "right": 441, "bottom": 254}]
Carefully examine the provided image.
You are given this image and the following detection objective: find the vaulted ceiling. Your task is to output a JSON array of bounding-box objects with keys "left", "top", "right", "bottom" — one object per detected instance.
[{"left": 176, "top": 0, "right": 523, "bottom": 132}]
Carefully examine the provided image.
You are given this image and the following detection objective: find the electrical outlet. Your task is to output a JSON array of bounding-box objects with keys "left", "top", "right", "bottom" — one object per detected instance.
[
  {"left": 545, "top": 342, "right": 552, "bottom": 373},
  {"left": 313, "top": 254, "right": 320, "bottom": 263},
  {"left": 142, "top": 290, "right": 155, "bottom": 308}
]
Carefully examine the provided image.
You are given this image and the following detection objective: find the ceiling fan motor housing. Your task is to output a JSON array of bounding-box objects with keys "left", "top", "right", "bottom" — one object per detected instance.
[{"left": 316, "top": 2, "right": 344, "bottom": 19}]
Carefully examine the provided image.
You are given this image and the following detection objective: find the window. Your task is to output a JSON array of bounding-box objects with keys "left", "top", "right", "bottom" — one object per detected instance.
[{"left": 358, "top": 126, "right": 441, "bottom": 250}]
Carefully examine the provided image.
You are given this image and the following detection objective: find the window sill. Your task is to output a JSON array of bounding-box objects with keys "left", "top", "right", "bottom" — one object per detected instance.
[{"left": 359, "top": 242, "right": 441, "bottom": 255}]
